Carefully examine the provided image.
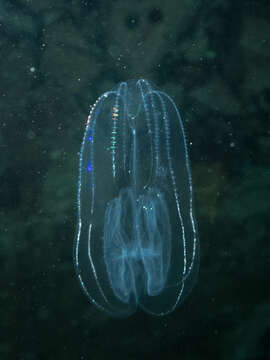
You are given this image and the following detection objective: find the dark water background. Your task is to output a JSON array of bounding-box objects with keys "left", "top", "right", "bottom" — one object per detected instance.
[{"left": 1, "top": 0, "right": 270, "bottom": 359}]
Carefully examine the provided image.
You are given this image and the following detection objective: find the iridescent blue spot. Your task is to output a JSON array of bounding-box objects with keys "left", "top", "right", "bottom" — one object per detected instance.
[
  {"left": 87, "top": 163, "right": 92, "bottom": 172},
  {"left": 88, "top": 135, "right": 93, "bottom": 141}
]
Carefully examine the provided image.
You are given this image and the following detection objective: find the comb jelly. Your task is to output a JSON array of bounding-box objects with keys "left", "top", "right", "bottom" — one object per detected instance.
[{"left": 74, "top": 79, "right": 199, "bottom": 317}]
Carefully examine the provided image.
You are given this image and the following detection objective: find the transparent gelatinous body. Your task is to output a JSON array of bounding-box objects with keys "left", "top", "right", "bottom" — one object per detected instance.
[{"left": 74, "top": 79, "right": 199, "bottom": 317}]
